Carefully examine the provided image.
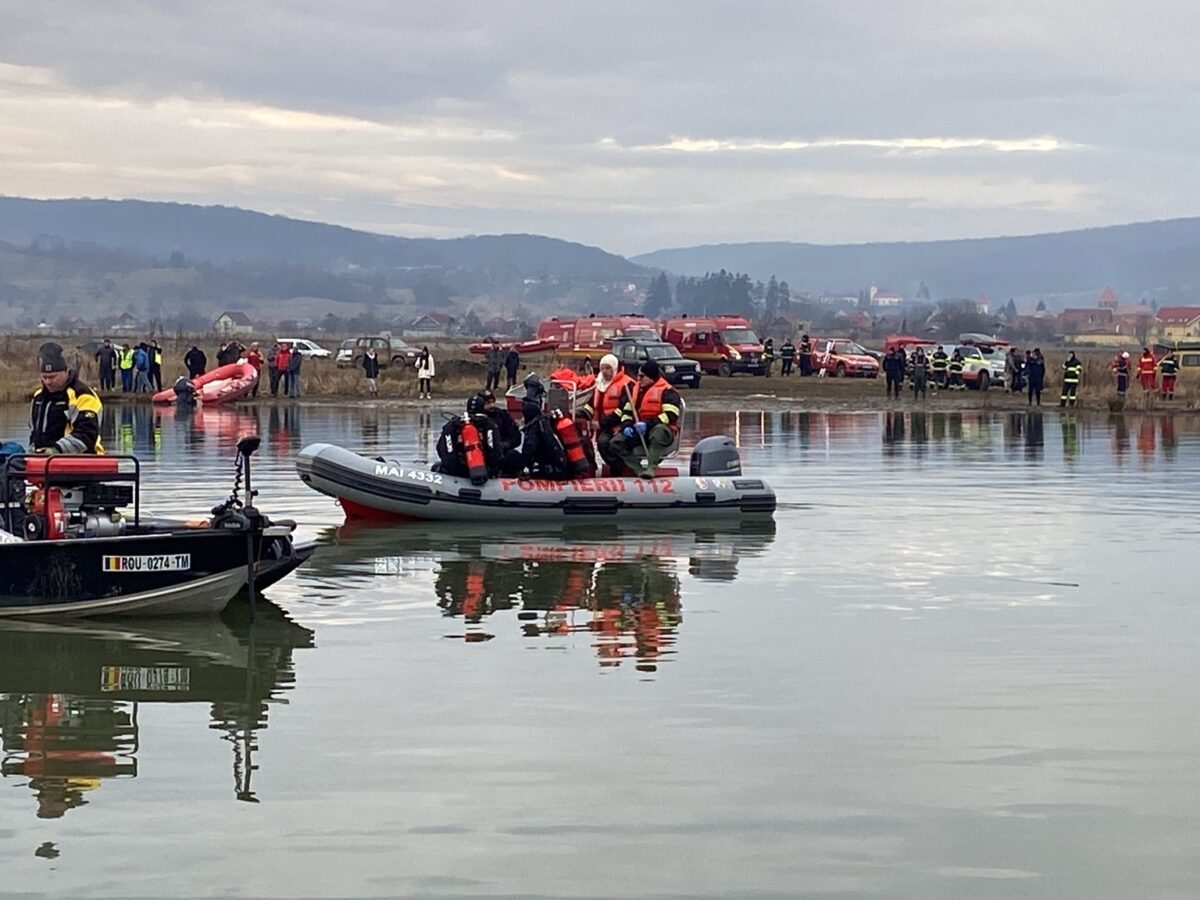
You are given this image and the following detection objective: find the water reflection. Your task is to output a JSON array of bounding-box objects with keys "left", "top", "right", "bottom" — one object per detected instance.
[
  {"left": 306, "top": 522, "right": 775, "bottom": 673},
  {"left": 851, "top": 408, "right": 1195, "bottom": 468},
  {"left": 0, "top": 602, "right": 313, "bottom": 820}
]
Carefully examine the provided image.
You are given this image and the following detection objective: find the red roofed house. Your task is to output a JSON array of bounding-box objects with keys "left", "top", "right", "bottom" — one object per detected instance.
[
  {"left": 1155, "top": 306, "right": 1200, "bottom": 340},
  {"left": 1097, "top": 285, "right": 1119, "bottom": 309}
]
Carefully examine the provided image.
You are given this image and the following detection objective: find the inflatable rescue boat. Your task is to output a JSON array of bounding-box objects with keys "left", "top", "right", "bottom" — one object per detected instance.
[
  {"left": 152, "top": 361, "right": 259, "bottom": 406},
  {"left": 296, "top": 436, "right": 775, "bottom": 523}
]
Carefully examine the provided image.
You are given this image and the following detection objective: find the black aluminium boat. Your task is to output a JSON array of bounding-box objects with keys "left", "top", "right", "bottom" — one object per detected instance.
[{"left": 0, "top": 437, "right": 313, "bottom": 618}]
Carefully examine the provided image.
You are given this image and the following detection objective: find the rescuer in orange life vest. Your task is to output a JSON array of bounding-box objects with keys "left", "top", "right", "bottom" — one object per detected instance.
[
  {"left": 579, "top": 352, "right": 636, "bottom": 475},
  {"left": 1137, "top": 348, "right": 1157, "bottom": 391},
  {"left": 610, "top": 359, "right": 681, "bottom": 478}
]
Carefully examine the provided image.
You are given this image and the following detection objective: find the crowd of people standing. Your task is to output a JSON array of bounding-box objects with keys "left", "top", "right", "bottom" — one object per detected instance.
[{"left": 92, "top": 339, "right": 163, "bottom": 394}]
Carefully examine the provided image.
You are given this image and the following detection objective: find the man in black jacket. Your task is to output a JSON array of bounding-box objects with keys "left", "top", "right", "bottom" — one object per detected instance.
[
  {"left": 30, "top": 343, "right": 104, "bottom": 454},
  {"left": 184, "top": 345, "right": 207, "bottom": 378},
  {"left": 482, "top": 390, "right": 523, "bottom": 475},
  {"left": 95, "top": 339, "right": 118, "bottom": 391}
]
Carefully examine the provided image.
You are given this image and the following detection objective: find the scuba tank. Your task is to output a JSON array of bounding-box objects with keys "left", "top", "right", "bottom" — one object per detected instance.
[
  {"left": 551, "top": 411, "right": 591, "bottom": 478},
  {"left": 460, "top": 420, "right": 489, "bottom": 485}
]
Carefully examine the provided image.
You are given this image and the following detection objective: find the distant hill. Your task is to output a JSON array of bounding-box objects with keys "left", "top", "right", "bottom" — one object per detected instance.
[
  {"left": 0, "top": 197, "right": 645, "bottom": 280},
  {"left": 633, "top": 219, "right": 1200, "bottom": 301}
]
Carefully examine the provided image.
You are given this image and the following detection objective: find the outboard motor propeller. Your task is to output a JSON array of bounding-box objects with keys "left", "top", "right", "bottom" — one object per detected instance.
[{"left": 690, "top": 435, "right": 743, "bottom": 477}]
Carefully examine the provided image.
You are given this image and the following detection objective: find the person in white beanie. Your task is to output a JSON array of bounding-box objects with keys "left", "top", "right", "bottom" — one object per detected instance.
[{"left": 578, "top": 353, "right": 635, "bottom": 474}]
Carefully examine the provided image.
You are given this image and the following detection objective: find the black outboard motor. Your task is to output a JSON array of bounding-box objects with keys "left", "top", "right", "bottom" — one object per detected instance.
[
  {"left": 174, "top": 375, "right": 198, "bottom": 407},
  {"left": 690, "top": 435, "right": 743, "bottom": 477}
]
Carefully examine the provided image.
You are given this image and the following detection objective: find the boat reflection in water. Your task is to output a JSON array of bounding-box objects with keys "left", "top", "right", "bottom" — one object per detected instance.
[
  {"left": 0, "top": 602, "right": 313, "bottom": 819},
  {"left": 313, "top": 521, "right": 775, "bottom": 673}
]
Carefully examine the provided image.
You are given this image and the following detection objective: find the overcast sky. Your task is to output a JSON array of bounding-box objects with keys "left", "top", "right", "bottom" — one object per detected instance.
[{"left": 1, "top": 1, "right": 1197, "bottom": 256}]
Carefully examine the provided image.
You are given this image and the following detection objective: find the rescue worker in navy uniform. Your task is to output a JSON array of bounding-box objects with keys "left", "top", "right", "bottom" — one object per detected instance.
[
  {"left": 779, "top": 338, "right": 796, "bottom": 376},
  {"left": 519, "top": 398, "right": 570, "bottom": 478},
  {"left": 436, "top": 394, "right": 499, "bottom": 480},
  {"left": 1060, "top": 351, "right": 1083, "bottom": 407},
  {"left": 930, "top": 345, "right": 950, "bottom": 389},
  {"left": 947, "top": 349, "right": 966, "bottom": 390},
  {"left": 30, "top": 342, "right": 105, "bottom": 455},
  {"left": 797, "top": 334, "right": 813, "bottom": 376},
  {"left": 610, "top": 359, "right": 681, "bottom": 478},
  {"left": 480, "top": 390, "right": 523, "bottom": 475}
]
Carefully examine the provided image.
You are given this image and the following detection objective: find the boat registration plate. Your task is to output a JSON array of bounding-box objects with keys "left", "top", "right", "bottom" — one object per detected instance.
[
  {"left": 101, "top": 665, "right": 191, "bottom": 693},
  {"left": 102, "top": 554, "right": 192, "bottom": 572}
]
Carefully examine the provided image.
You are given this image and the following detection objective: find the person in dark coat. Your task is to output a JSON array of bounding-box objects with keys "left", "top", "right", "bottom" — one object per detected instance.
[
  {"left": 484, "top": 340, "right": 503, "bottom": 391},
  {"left": 504, "top": 347, "right": 521, "bottom": 388},
  {"left": 1026, "top": 348, "right": 1045, "bottom": 406},
  {"left": 882, "top": 348, "right": 904, "bottom": 399},
  {"left": 362, "top": 347, "right": 381, "bottom": 395},
  {"left": 286, "top": 345, "right": 303, "bottom": 398},
  {"left": 95, "top": 339, "right": 118, "bottom": 391},
  {"left": 184, "top": 345, "right": 207, "bottom": 378},
  {"left": 797, "top": 334, "right": 813, "bottom": 376},
  {"left": 482, "top": 390, "right": 523, "bottom": 475},
  {"left": 148, "top": 339, "right": 163, "bottom": 391},
  {"left": 30, "top": 342, "right": 104, "bottom": 454},
  {"left": 520, "top": 399, "right": 568, "bottom": 478},
  {"left": 779, "top": 339, "right": 796, "bottom": 376}
]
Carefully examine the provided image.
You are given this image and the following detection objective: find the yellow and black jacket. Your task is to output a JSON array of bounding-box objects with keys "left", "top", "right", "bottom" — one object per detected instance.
[{"left": 30, "top": 375, "right": 105, "bottom": 454}]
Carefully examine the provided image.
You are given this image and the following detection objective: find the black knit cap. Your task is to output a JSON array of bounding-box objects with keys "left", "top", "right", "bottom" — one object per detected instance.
[
  {"left": 640, "top": 359, "right": 661, "bottom": 380},
  {"left": 37, "top": 342, "right": 68, "bottom": 373}
]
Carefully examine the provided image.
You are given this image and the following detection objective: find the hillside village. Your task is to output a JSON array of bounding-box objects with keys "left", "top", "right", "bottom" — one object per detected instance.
[{"left": 20, "top": 280, "right": 1200, "bottom": 354}]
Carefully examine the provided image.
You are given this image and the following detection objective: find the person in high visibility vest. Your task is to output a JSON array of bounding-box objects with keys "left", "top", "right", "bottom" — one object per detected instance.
[
  {"left": 117, "top": 343, "right": 134, "bottom": 392},
  {"left": 1137, "top": 348, "right": 1157, "bottom": 391},
  {"left": 947, "top": 350, "right": 966, "bottom": 390},
  {"left": 1158, "top": 350, "right": 1179, "bottom": 400},
  {"left": 797, "top": 335, "right": 813, "bottom": 376},
  {"left": 930, "top": 346, "right": 949, "bottom": 389},
  {"left": 148, "top": 340, "right": 163, "bottom": 391},
  {"left": 1060, "top": 352, "right": 1083, "bottom": 407},
  {"left": 779, "top": 339, "right": 796, "bottom": 376},
  {"left": 611, "top": 359, "right": 682, "bottom": 478}
]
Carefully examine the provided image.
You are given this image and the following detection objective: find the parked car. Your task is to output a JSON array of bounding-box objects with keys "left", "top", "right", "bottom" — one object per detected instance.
[
  {"left": 811, "top": 339, "right": 880, "bottom": 377},
  {"left": 336, "top": 336, "right": 420, "bottom": 369},
  {"left": 947, "top": 344, "right": 1005, "bottom": 390},
  {"left": 610, "top": 338, "right": 702, "bottom": 389},
  {"left": 275, "top": 338, "right": 331, "bottom": 358}
]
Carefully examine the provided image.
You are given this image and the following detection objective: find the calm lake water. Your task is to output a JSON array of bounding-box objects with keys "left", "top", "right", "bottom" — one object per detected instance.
[{"left": 1, "top": 402, "right": 1197, "bottom": 899}]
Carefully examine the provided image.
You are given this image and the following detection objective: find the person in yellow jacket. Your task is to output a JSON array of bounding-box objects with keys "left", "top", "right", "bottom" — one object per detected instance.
[
  {"left": 30, "top": 342, "right": 104, "bottom": 454},
  {"left": 117, "top": 343, "right": 135, "bottom": 392}
]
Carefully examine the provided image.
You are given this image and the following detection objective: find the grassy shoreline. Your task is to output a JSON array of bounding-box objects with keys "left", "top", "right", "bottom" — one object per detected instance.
[{"left": 2, "top": 334, "right": 1196, "bottom": 414}]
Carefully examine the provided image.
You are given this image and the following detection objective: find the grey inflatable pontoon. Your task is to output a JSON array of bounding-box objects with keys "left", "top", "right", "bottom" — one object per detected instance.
[{"left": 296, "top": 436, "right": 775, "bottom": 523}]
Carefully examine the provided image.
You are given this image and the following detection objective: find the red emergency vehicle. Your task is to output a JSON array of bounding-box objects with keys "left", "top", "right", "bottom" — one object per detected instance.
[
  {"left": 658, "top": 316, "right": 766, "bottom": 376},
  {"left": 535, "top": 314, "right": 659, "bottom": 363}
]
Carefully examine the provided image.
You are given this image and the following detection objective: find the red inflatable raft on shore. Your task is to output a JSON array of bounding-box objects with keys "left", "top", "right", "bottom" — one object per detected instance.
[{"left": 152, "top": 362, "right": 259, "bottom": 405}]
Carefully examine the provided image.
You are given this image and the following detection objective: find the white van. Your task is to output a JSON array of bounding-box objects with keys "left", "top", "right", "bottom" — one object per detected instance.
[{"left": 276, "top": 338, "right": 331, "bottom": 359}]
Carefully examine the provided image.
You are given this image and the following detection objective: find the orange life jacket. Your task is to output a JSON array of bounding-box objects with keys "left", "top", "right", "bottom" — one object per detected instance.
[
  {"left": 631, "top": 378, "right": 678, "bottom": 432},
  {"left": 1138, "top": 354, "right": 1156, "bottom": 376},
  {"left": 593, "top": 371, "right": 634, "bottom": 420}
]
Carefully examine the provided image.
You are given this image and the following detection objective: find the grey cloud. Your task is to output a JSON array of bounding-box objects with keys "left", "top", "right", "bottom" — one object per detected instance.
[{"left": 0, "top": 1, "right": 1197, "bottom": 253}]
